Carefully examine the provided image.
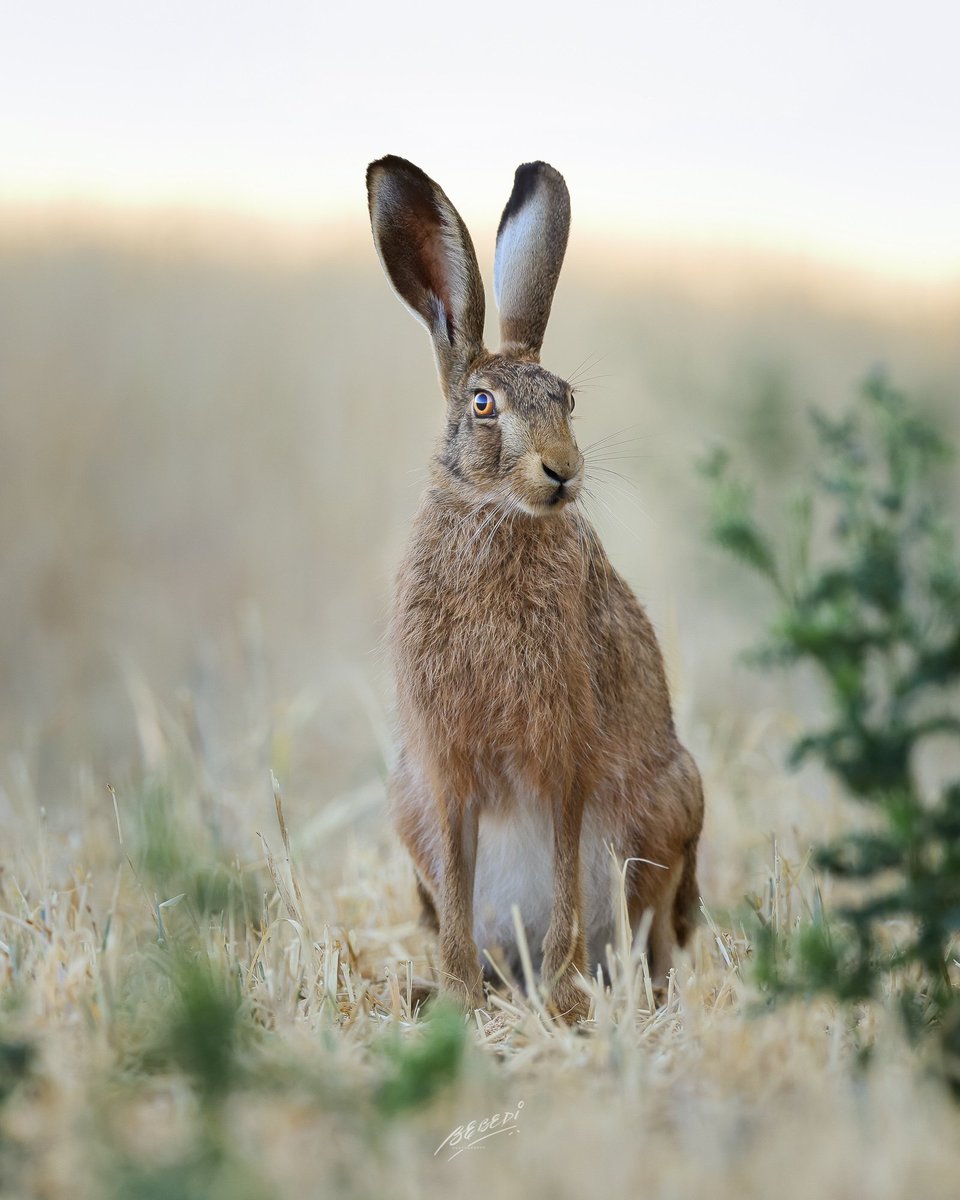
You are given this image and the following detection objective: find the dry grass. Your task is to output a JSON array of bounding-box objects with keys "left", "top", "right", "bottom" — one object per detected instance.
[
  {"left": 4, "top": 705, "right": 960, "bottom": 1199},
  {"left": 2, "top": 221, "right": 960, "bottom": 1198}
]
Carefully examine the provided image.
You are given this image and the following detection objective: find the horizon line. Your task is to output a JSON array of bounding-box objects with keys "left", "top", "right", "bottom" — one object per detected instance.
[{"left": 2, "top": 198, "right": 959, "bottom": 309}]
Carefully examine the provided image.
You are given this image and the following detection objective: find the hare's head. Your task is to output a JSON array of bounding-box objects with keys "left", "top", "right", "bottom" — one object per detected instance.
[{"left": 367, "top": 156, "right": 582, "bottom": 516}]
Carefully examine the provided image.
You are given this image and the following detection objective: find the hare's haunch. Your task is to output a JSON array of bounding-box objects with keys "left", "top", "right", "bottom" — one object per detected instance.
[{"left": 367, "top": 156, "right": 704, "bottom": 1021}]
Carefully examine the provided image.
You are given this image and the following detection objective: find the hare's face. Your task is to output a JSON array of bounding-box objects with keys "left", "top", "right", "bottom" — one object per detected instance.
[{"left": 440, "top": 356, "right": 583, "bottom": 516}]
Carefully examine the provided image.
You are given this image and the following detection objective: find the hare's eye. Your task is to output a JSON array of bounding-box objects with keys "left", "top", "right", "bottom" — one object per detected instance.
[{"left": 472, "top": 391, "right": 497, "bottom": 418}]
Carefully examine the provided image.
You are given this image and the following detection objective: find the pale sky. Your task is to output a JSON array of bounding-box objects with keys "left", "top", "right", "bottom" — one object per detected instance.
[{"left": 3, "top": 1, "right": 959, "bottom": 280}]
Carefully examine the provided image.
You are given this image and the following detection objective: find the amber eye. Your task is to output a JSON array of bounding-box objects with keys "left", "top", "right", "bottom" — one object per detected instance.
[{"left": 472, "top": 391, "right": 497, "bottom": 418}]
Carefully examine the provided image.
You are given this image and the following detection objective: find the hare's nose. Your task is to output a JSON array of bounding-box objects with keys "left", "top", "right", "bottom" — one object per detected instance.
[{"left": 541, "top": 454, "right": 581, "bottom": 484}]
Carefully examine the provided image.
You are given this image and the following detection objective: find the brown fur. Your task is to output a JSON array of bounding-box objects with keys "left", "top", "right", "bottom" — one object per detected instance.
[{"left": 367, "top": 157, "right": 704, "bottom": 1020}]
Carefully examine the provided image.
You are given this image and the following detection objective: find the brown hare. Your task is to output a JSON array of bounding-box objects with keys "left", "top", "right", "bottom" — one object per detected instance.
[{"left": 366, "top": 155, "right": 704, "bottom": 1022}]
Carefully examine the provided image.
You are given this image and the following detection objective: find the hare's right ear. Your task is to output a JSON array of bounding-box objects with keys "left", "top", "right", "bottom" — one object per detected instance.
[
  {"left": 367, "top": 156, "right": 486, "bottom": 389},
  {"left": 494, "top": 162, "right": 570, "bottom": 359}
]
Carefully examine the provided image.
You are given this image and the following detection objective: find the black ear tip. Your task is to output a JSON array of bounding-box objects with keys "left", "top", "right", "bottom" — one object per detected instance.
[
  {"left": 499, "top": 161, "right": 568, "bottom": 233},
  {"left": 369, "top": 153, "right": 409, "bottom": 171},
  {"left": 367, "top": 154, "right": 431, "bottom": 184},
  {"left": 515, "top": 161, "right": 566, "bottom": 187}
]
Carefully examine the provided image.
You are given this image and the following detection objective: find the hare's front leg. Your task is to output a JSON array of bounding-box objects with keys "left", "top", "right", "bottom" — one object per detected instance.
[
  {"left": 541, "top": 787, "right": 590, "bottom": 1022},
  {"left": 436, "top": 797, "right": 485, "bottom": 1012}
]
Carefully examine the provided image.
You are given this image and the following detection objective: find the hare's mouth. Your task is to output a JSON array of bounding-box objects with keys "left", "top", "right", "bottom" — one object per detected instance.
[
  {"left": 547, "top": 483, "right": 570, "bottom": 506},
  {"left": 543, "top": 470, "right": 582, "bottom": 510},
  {"left": 517, "top": 480, "right": 581, "bottom": 516}
]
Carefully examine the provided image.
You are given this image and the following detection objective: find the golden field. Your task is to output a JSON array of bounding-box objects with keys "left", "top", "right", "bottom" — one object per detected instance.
[{"left": 1, "top": 216, "right": 959, "bottom": 1198}]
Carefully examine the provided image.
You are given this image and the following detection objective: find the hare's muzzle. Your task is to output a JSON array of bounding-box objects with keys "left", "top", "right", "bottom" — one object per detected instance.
[{"left": 517, "top": 447, "right": 583, "bottom": 512}]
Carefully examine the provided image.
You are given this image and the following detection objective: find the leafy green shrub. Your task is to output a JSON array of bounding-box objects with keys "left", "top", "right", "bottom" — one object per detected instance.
[{"left": 702, "top": 372, "right": 960, "bottom": 1089}]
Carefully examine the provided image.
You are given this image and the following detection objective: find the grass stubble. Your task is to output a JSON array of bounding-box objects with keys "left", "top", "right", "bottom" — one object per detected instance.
[{"left": 3, "top": 689, "right": 960, "bottom": 1200}]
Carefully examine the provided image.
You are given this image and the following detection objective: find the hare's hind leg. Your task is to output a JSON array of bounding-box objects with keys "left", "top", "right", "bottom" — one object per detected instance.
[
  {"left": 627, "top": 857, "right": 682, "bottom": 990},
  {"left": 627, "top": 749, "right": 704, "bottom": 991},
  {"left": 670, "top": 747, "right": 705, "bottom": 949},
  {"left": 644, "top": 836, "right": 700, "bottom": 994},
  {"left": 391, "top": 761, "right": 441, "bottom": 926},
  {"left": 672, "top": 833, "right": 701, "bottom": 947}
]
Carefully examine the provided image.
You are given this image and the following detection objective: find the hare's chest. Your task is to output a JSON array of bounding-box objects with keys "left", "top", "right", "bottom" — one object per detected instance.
[
  {"left": 394, "top": 534, "right": 594, "bottom": 752},
  {"left": 421, "top": 575, "right": 579, "bottom": 686}
]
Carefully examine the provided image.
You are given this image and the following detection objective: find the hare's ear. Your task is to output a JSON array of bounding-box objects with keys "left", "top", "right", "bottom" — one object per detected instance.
[
  {"left": 494, "top": 162, "right": 570, "bottom": 359},
  {"left": 367, "top": 156, "right": 486, "bottom": 388}
]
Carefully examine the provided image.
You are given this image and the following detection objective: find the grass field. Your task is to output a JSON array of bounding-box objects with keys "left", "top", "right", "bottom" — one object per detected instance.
[{"left": 1, "top": 219, "right": 959, "bottom": 1198}]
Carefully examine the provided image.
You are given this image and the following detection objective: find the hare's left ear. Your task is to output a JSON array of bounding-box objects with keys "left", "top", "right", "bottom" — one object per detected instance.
[
  {"left": 367, "top": 155, "right": 486, "bottom": 390},
  {"left": 494, "top": 162, "right": 570, "bottom": 358}
]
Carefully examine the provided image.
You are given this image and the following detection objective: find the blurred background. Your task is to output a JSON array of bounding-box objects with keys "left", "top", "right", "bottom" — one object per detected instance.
[{"left": 2, "top": 0, "right": 959, "bottom": 853}]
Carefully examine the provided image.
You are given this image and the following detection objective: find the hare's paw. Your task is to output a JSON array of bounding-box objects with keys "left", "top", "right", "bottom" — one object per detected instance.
[
  {"left": 438, "top": 976, "right": 486, "bottom": 1014},
  {"left": 437, "top": 948, "right": 486, "bottom": 1014},
  {"left": 545, "top": 974, "right": 591, "bottom": 1024}
]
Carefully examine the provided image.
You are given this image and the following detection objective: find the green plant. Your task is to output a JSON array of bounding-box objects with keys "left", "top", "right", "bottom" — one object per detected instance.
[
  {"left": 702, "top": 372, "right": 960, "bottom": 1088},
  {"left": 0, "top": 1036, "right": 33, "bottom": 1110},
  {"left": 103, "top": 948, "right": 268, "bottom": 1199},
  {"left": 130, "top": 780, "right": 261, "bottom": 927},
  {"left": 375, "top": 1000, "right": 467, "bottom": 1116}
]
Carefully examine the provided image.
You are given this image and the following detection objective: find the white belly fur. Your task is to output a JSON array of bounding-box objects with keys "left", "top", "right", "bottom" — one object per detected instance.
[{"left": 472, "top": 804, "right": 617, "bottom": 972}]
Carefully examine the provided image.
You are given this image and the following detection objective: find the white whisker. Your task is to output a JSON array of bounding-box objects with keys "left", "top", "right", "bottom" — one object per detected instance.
[{"left": 580, "top": 423, "right": 646, "bottom": 455}]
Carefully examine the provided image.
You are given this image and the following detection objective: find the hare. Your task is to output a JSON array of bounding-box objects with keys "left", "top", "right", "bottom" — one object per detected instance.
[{"left": 366, "top": 155, "right": 704, "bottom": 1022}]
